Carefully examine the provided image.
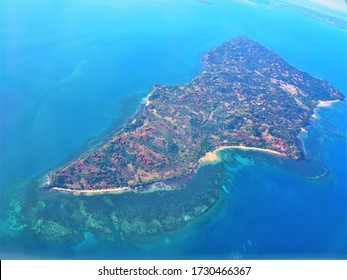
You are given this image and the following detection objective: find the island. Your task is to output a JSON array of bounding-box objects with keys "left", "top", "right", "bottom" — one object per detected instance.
[{"left": 44, "top": 36, "right": 344, "bottom": 193}]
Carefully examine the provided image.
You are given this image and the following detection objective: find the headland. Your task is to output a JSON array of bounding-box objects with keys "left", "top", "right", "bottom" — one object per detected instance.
[{"left": 43, "top": 36, "right": 344, "bottom": 193}]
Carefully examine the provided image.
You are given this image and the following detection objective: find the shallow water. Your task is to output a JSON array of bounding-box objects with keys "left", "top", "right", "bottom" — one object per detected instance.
[{"left": 0, "top": 0, "right": 346, "bottom": 259}]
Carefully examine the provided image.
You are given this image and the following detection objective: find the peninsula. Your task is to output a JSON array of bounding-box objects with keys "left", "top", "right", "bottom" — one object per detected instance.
[{"left": 44, "top": 36, "right": 344, "bottom": 193}]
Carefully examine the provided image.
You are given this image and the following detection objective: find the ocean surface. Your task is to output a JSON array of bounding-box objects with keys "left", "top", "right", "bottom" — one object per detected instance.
[{"left": 0, "top": 0, "right": 346, "bottom": 259}]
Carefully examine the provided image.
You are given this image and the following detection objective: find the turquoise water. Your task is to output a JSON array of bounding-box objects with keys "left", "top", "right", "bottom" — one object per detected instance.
[{"left": 0, "top": 0, "right": 346, "bottom": 259}]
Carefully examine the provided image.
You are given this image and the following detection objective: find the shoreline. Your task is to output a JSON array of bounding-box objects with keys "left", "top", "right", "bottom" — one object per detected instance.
[
  {"left": 312, "top": 99, "right": 341, "bottom": 119},
  {"left": 47, "top": 175, "right": 184, "bottom": 196},
  {"left": 143, "top": 89, "right": 154, "bottom": 106},
  {"left": 44, "top": 96, "right": 343, "bottom": 196},
  {"left": 199, "top": 145, "right": 286, "bottom": 164},
  {"left": 317, "top": 100, "right": 340, "bottom": 107},
  {"left": 46, "top": 145, "right": 286, "bottom": 195},
  {"left": 49, "top": 186, "right": 133, "bottom": 195},
  {"left": 49, "top": 184, "right": 175, "bottom": 196},
  {"left": 44, "top": 90, "right": 152, "bottom": 183},
  {"left": 48, "top": 184, "right": 179, "bottom": 196}
]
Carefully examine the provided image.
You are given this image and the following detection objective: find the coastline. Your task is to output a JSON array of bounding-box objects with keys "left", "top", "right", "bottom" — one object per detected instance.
[
  {"left": 49, "top": 186, "right": 133, "bottom": 195},
  {"left": 298, "top": 99, "right": 343, "bottom": 158},
  {"left": 312, "top": 99, "right": 341, "bottom": 119},
  {"left": 317, "top": 100, "right": 340, "bottom": 107},
  {"left": 44, "top": 98, "right": 343, "bottom": 195},
  {"left": 143, "top": 89, "right": 154, "bottom": 106},
  {"left": 47, "top": 175, "right": 182, "bottom": 196},
  {"left": 46, "top": 144, "right": 285, "bottom": 195},
  {"left": 42, "top": 91, "right": 152, "bottom": 187},
  {"left": 199, "top": 145, "right": 286, "bottom": 164}
]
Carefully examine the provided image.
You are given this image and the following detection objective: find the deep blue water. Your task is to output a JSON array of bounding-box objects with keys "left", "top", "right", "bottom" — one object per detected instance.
[{"left": 0, "top": 0, "right": 346, "bottom": 259}]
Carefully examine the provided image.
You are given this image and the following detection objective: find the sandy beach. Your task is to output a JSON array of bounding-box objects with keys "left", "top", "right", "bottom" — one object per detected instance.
[
  {"left": 317, "top": 100, "right": 340, "bottom": 107},
  {"left": 49, "top": 181, "right": 177, "bottom": 196},
  {"left": 199, "top": 145, "right": 286, "bottom": 164},
  {"left": 50, "top": 186, "right": 133, "bottom": 195},
  {"left": 144, "top": 90, "right": 154, "bottom": 106},
  {"left": 49, "top": 98, "right": 341, "bottom": 195},
  {"left": 312, "top": 100, "right": 340, "bottom": 119}
]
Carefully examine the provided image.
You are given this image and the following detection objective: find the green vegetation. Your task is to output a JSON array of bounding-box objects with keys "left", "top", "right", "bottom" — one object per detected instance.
[{"left": 46, "top": 36, "right": 344, "bottom": 192}]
